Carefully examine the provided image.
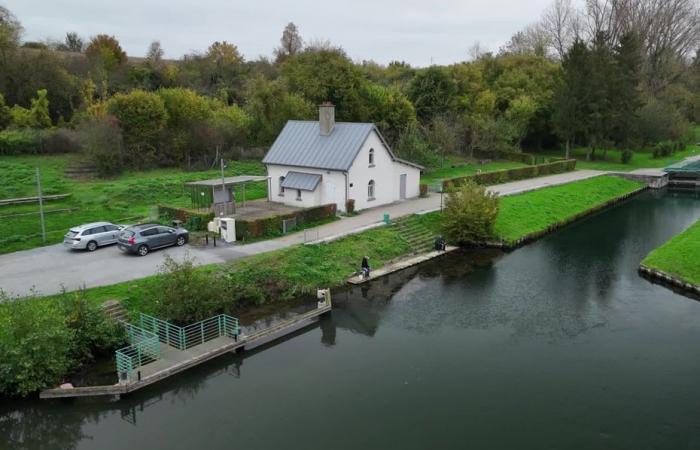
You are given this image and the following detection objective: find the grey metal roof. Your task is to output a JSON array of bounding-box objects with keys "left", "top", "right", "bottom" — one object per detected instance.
[
  {"left": 262, "top": 121, "right": 424, "bottom": 171},
  {"left": 280, "top": 171, "right": 322, "bottom": 191},
  {"left": 185, "top": 175, "right": 268, "bottom": 187}
]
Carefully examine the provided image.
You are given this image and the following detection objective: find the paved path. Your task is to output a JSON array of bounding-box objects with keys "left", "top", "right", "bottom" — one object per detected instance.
[{"left": 0, "top": 170, "right": 604, "bottom": 297}]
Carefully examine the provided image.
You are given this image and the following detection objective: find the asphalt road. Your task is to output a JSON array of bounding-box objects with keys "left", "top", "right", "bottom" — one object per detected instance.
[{"left": 0, "top": 170, "right": 604, "bottom": 298}]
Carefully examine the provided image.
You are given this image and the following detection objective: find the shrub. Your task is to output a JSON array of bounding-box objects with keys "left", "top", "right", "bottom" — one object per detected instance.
[
  {"left": 621, "top": 149, "right": 634, "bottom": 164},
  {"left": 235, "top": 204, "right": 337, "bottom": 240},
  {"left": 443, "top": 159, "right": 576, "bottom": 189},
  {"left": 0, "top": 129, "right": 41, "bottom": 155},
  {"left": 158, "top": 205, "right": 214, "bottom": 231},
  {"left": 40, "top": 129, "right": 81, "bottom": 154},
  {"left": 442, "top": 180, "right": 499, "bottom": 244},
  {"left": 0, "top": 294, "right": 74, "bottom": 397},
  {"left": 151, "top": 254, "right": 226, "bottom": 323},
  {"left": 79, "top": 116, "right": 125, "bottom": 176},
  {"left": 419, "top": 184, "right": 429, "bottom": 197}
]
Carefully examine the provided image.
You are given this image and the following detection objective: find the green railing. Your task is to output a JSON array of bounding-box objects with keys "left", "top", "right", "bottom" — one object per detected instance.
[
  {"left": 115, "top": 323, "right": 161, "bottom": 381},
  {"left": 139, "top": 313, "right": 240, "bottom": 351}
]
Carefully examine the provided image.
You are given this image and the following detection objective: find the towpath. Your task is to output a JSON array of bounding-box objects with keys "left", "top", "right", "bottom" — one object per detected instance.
[{"left": 0, "top": 170, "right": 603, "bottom": 297}]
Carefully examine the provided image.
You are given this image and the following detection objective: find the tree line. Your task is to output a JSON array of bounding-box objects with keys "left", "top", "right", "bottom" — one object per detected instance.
[{"left": 0, "top": 1, "right": 698, "bottom": 175}]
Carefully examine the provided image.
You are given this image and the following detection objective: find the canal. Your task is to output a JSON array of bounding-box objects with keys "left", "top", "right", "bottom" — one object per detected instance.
[{"left": 2, "top": 189, "right": 700, "bottom": 450}]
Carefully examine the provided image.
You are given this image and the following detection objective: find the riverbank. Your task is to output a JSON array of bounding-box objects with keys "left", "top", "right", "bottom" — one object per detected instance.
[{"left": 640, "top": 219, "right": 700, "bottom": 297}]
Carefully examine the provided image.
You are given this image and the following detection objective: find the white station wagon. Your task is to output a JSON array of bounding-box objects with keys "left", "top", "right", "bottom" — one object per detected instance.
[{"left": 64, "top": 222, "right": 124, "bottom": 252}]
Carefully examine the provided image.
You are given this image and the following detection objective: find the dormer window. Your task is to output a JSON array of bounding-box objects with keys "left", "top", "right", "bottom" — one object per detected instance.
[{"left": 369, "top": 148, "right": 375, "bottom": 166}]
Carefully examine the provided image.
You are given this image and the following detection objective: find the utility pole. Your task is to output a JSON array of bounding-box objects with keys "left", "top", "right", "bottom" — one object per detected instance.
[{"left": 36, "top": 167, "right": 46, "bottom": 243}]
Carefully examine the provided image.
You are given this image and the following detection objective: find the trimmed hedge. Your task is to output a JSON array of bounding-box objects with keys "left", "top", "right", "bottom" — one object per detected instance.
[
  {"left": 474, "top": 149, "right": 536, "bottom": 165},
  {"left": 236, "top": 203, "right": 337, "bottom": 240},
  {"left": 158, "top": 205, "right": 214, "bottom": 231},
  {"left": 443, "top": 159, "right": 577, "bottom": 190}
]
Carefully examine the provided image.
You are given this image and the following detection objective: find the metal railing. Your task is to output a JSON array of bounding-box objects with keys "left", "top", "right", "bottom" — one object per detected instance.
[
  {"left": 139, "top": 313, "right": 240, "bottom": 351},
  {"left": 115, "top": 323, "right": 161, "bottom": 381}
]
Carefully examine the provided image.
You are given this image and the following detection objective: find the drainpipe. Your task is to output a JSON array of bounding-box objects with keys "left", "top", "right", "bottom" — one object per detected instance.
[{"left": 343, "top": 172, "right": 349, "bottom": 211}]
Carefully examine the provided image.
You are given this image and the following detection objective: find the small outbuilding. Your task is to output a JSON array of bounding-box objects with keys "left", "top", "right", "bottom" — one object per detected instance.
[{"left": 262, "top": 103, "right": 423, "bottom": 212}]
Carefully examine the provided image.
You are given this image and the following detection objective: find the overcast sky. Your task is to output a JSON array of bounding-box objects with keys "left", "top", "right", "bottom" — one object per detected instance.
[{"left": 4, "top": 0, "right": 552, "bottom": 66}]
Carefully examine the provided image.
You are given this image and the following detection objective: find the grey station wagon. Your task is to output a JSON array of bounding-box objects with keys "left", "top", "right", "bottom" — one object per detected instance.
[
  {"left": 64, "top": 222, "right": 123, "bottom": 251},
  {"left": 117, "top": 224, "right": 188, "bottom": 256}
]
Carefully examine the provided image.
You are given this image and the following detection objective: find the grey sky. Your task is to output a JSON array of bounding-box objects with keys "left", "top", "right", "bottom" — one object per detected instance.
[{"left": 4, "top": 0, "right": 552, "bottom": 66}]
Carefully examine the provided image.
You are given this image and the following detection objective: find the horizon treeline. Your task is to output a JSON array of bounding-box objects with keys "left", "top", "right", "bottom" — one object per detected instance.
[{"left": 0, "top": 0, "right": 698, "bottom": 175}]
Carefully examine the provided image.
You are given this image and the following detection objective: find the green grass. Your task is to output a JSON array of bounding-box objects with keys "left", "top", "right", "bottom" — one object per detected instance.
[
  {"left": 493, "top": 175, "right": 643, "bottom": 244},
  {"left": 559, "top": 146, "right": 699, "bottom": 171},
  {"left": 420, "top": 160, "right": 528, "bottom": 185},
  {"left": 642, "top": 220, "right": 700, "bottom": 286},
  {"left": 0, "top": 155, "right": 267, "bottom": 254}
]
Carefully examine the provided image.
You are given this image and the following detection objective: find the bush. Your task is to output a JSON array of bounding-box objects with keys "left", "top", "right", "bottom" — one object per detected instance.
[
  {"left": 40, "top": 129, "right": 81, "bottom": 154},
  {"left": 158, "top": 205, "right": 214, "bottom": 231},
  {"left": 0, "top": 129, "right": 41, "bottom": 155},
  {"left": 442, "top": 180, "right": 499, "bottom": 244},
  {"left": 0, "top": 294, "right": 74, "bottom": 397},
  {"left": 621, "top": 149, "right": 634, "bottom": 164},
  {"left": 79, "top": 116, "right": 125, "bottom": 176},
  {"left": 151, "top": 254, "right": 226, "bottom": 323},
  {"left": 652, "top": 141, "right": 674, "bottom": 159},
  {"left": 443, "top": 159, "right": 576, "bottom": 189},
  {"left": 235, "top": 203, "right": 337, "bottom": 240}
]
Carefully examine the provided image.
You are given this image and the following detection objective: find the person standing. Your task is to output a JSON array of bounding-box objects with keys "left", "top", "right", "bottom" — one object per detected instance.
[{"left": 361, "top": 256, "right": 370, "bottom": 279}]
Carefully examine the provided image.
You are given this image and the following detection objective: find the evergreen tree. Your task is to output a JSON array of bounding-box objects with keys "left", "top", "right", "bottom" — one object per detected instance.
[
  {"left": 552, "top": 39, "right": 590, "bottom": 159},
  {"left": 610, "top": 32, "right": 643, "bottom": 148},
  {"left": 586, "top": 32, "right": 616, "bottom": 159}
]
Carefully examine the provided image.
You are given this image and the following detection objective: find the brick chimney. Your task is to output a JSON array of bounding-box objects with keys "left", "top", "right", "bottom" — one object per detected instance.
[{"left": 319, "top": 102, "right": 335, "bottom": 136}]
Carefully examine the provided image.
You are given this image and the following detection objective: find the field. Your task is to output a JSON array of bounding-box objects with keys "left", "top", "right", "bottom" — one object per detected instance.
[
  {"left": 493, "top": 175, "right": 643, "bottom": 244},
  {"left": 0, "top": 155, "right": 266, "bottom": 254},
  {"left": 642, "top": 220, "right": 700, "bottom": 286}
]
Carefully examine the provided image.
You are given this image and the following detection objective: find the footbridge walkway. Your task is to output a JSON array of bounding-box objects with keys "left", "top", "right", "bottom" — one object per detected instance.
[{"left": 40, "top": 290, "right": 333, "bottom": 399}]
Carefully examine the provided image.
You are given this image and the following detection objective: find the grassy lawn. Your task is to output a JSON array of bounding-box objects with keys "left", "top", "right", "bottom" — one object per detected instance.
[
  {"left": 642, "top": 220, "right": 700, "bottom": 286},
  {"left": 493, "top": 175, "right": 643, "bottom": 244},
  {"left": 33, "top": 223, "right": 414, "bottom": 313},
  {"left": 0, "top": 155, "right": 267, "bottom": 254},
  {"left": 420, "top": 160, "right": 528, "bottom": 185}
]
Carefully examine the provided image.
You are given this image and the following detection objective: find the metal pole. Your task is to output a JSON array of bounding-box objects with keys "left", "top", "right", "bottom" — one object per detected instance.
[{"left": 36, "top": 167, "right": 46, "bottom": 243}]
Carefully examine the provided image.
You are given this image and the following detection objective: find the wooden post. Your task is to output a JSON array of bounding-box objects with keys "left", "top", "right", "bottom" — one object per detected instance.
[{"left": 36, "top": 167, "right": 46, "bottom": 243}]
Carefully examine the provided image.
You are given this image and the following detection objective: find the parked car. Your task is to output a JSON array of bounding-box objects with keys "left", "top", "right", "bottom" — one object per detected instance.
[
  {"left": 64, "top": 222, "right": 124, "bottom": 252},
  {"left": 117, "top": 224, "right": 188, "bottom": 256}
]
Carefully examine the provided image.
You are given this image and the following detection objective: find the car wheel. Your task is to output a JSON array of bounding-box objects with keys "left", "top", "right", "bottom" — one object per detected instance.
[
  {"left": 87, "top": 241, "right": 98, "bottom": 252},
  {"left": 137, "top": 245, "right": 149, "bottom": 256},
  {"left": 176, "top": 236, "right": 186, "bottom": 246}
]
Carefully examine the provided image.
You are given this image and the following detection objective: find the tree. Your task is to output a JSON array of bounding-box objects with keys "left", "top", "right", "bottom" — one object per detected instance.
[
  {"left": 0, "top": 5, "right": 21, "bottom": 58},
  {"left": 85, "top": 34, "right": 126, "bottom": 72},
  {"left": 30, "top": 89, "right": 51, "bottom": 128},
  {"left": 79, "top": 115, "right": 125, "bottom": 176},
  {"left": 146, "top": 40, "right": 164, "bottom": 65},
  {"left": 407, "top": 66, "right": 457, "bottom": 122},
  {"left": 60, "top": 32, "right": 83, "bottom": 52},
  {"left": 107, "top": 90, "right": 167, "bottom": 167},
  {"left": 274, "top": 22, "right": 303, "bottom": 62},
  {"left": 540, "top": 0, "right": 578, "bottom": 59},
  {"left": 0, "top": 93, "right": 9, "bottom": 129},
  {"left": 610, "top": 31, "right": 642, "bottom": 147},
  {"left": 442, "top": 180, "right": 500, "bottom": 244},
  {"left": 359, "top": 83, "right": 416, "bottom": 144},
  {"left": 552, "top": 39, "right": 590, "bottom": 158},
  {"left": 158, "top": 87, "right": 213, "bottom": 166}
]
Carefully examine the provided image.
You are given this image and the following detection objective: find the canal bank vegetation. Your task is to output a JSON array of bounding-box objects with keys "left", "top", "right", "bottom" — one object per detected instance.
[
  {"left": 641, "top": 220, "right": 700, "bottom": 292},
  {"left": 0, "top": 290, "right": 126, "bottom": 397}
]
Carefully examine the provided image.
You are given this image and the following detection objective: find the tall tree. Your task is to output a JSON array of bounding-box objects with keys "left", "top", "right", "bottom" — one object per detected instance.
[
  {"left": 406, "top": 66, "right": 457, "bottom": 122},
  {"left": 85, "top": 34, "right": 127, "bottom": 72},
  {"left": 274, "top": 22, "right": 303, "bottom": 63},
  {"left": 146, "top": 40, "right": 164, "bottom": 65},
  {"left": 552, "top": 39, "right": 591, "bottom": 158},
  {"left": 610, "top": 31, "right": 643, "bottom": 147},
  {"left": 62, "top": 32, "right": 84, "bottom": 52}
]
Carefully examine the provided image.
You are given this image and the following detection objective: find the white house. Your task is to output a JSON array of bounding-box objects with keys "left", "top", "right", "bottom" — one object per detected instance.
[{"left": 263, "top": 103, "right": 423, "bottom": 212}]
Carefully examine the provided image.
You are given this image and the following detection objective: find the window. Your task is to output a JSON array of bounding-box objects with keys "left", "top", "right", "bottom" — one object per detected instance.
[
  {"left": 296, "top": 189, "right": 302, "bottom": 201},
  {"left": 368, "top": 180, "right": 375, "bottom": 200},
  {"left": 141, "top": 228, "right": 158, "bottom": 237},
  {"left": 279, "top": 176, "right": 285, "bottom": 196},
  {"left": 87, "top": 226, "right": 106, "bottom": 235},
  {"left": 105, "top": 225, "right": 119, "bottom": 232},
  {"left": 369, "top": 148, "right": 375, "bottom": 166}
]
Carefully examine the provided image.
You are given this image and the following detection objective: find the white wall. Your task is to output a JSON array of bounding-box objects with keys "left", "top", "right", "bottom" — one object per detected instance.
[
  {"left": 348, "top": 130, "right": 421, "bottom": 211},
  {"left": 266, "top": 164, "right": 347, "bottom": 211}
]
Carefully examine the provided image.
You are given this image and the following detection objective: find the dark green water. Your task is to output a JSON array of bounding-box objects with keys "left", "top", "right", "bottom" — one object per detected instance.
[{"left": 2, "top": 190, "right": 700, "bottom": 450}]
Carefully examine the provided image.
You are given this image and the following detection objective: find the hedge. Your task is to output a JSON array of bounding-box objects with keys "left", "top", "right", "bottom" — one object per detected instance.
[
  {"left": 158, "top": 205, "right": 215, "bottom": 231},
  {"left": 473, "top": 149, "right": 536, "bottom": 165},
  {"left": 443, "top": 159, "right": 577, "bottom": 190},
  {"left": 236, "top": 203, "right": 337, "bottom": 240},
  {"left": 0, "top": 129, "right": 81, "bottom": 155}
]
